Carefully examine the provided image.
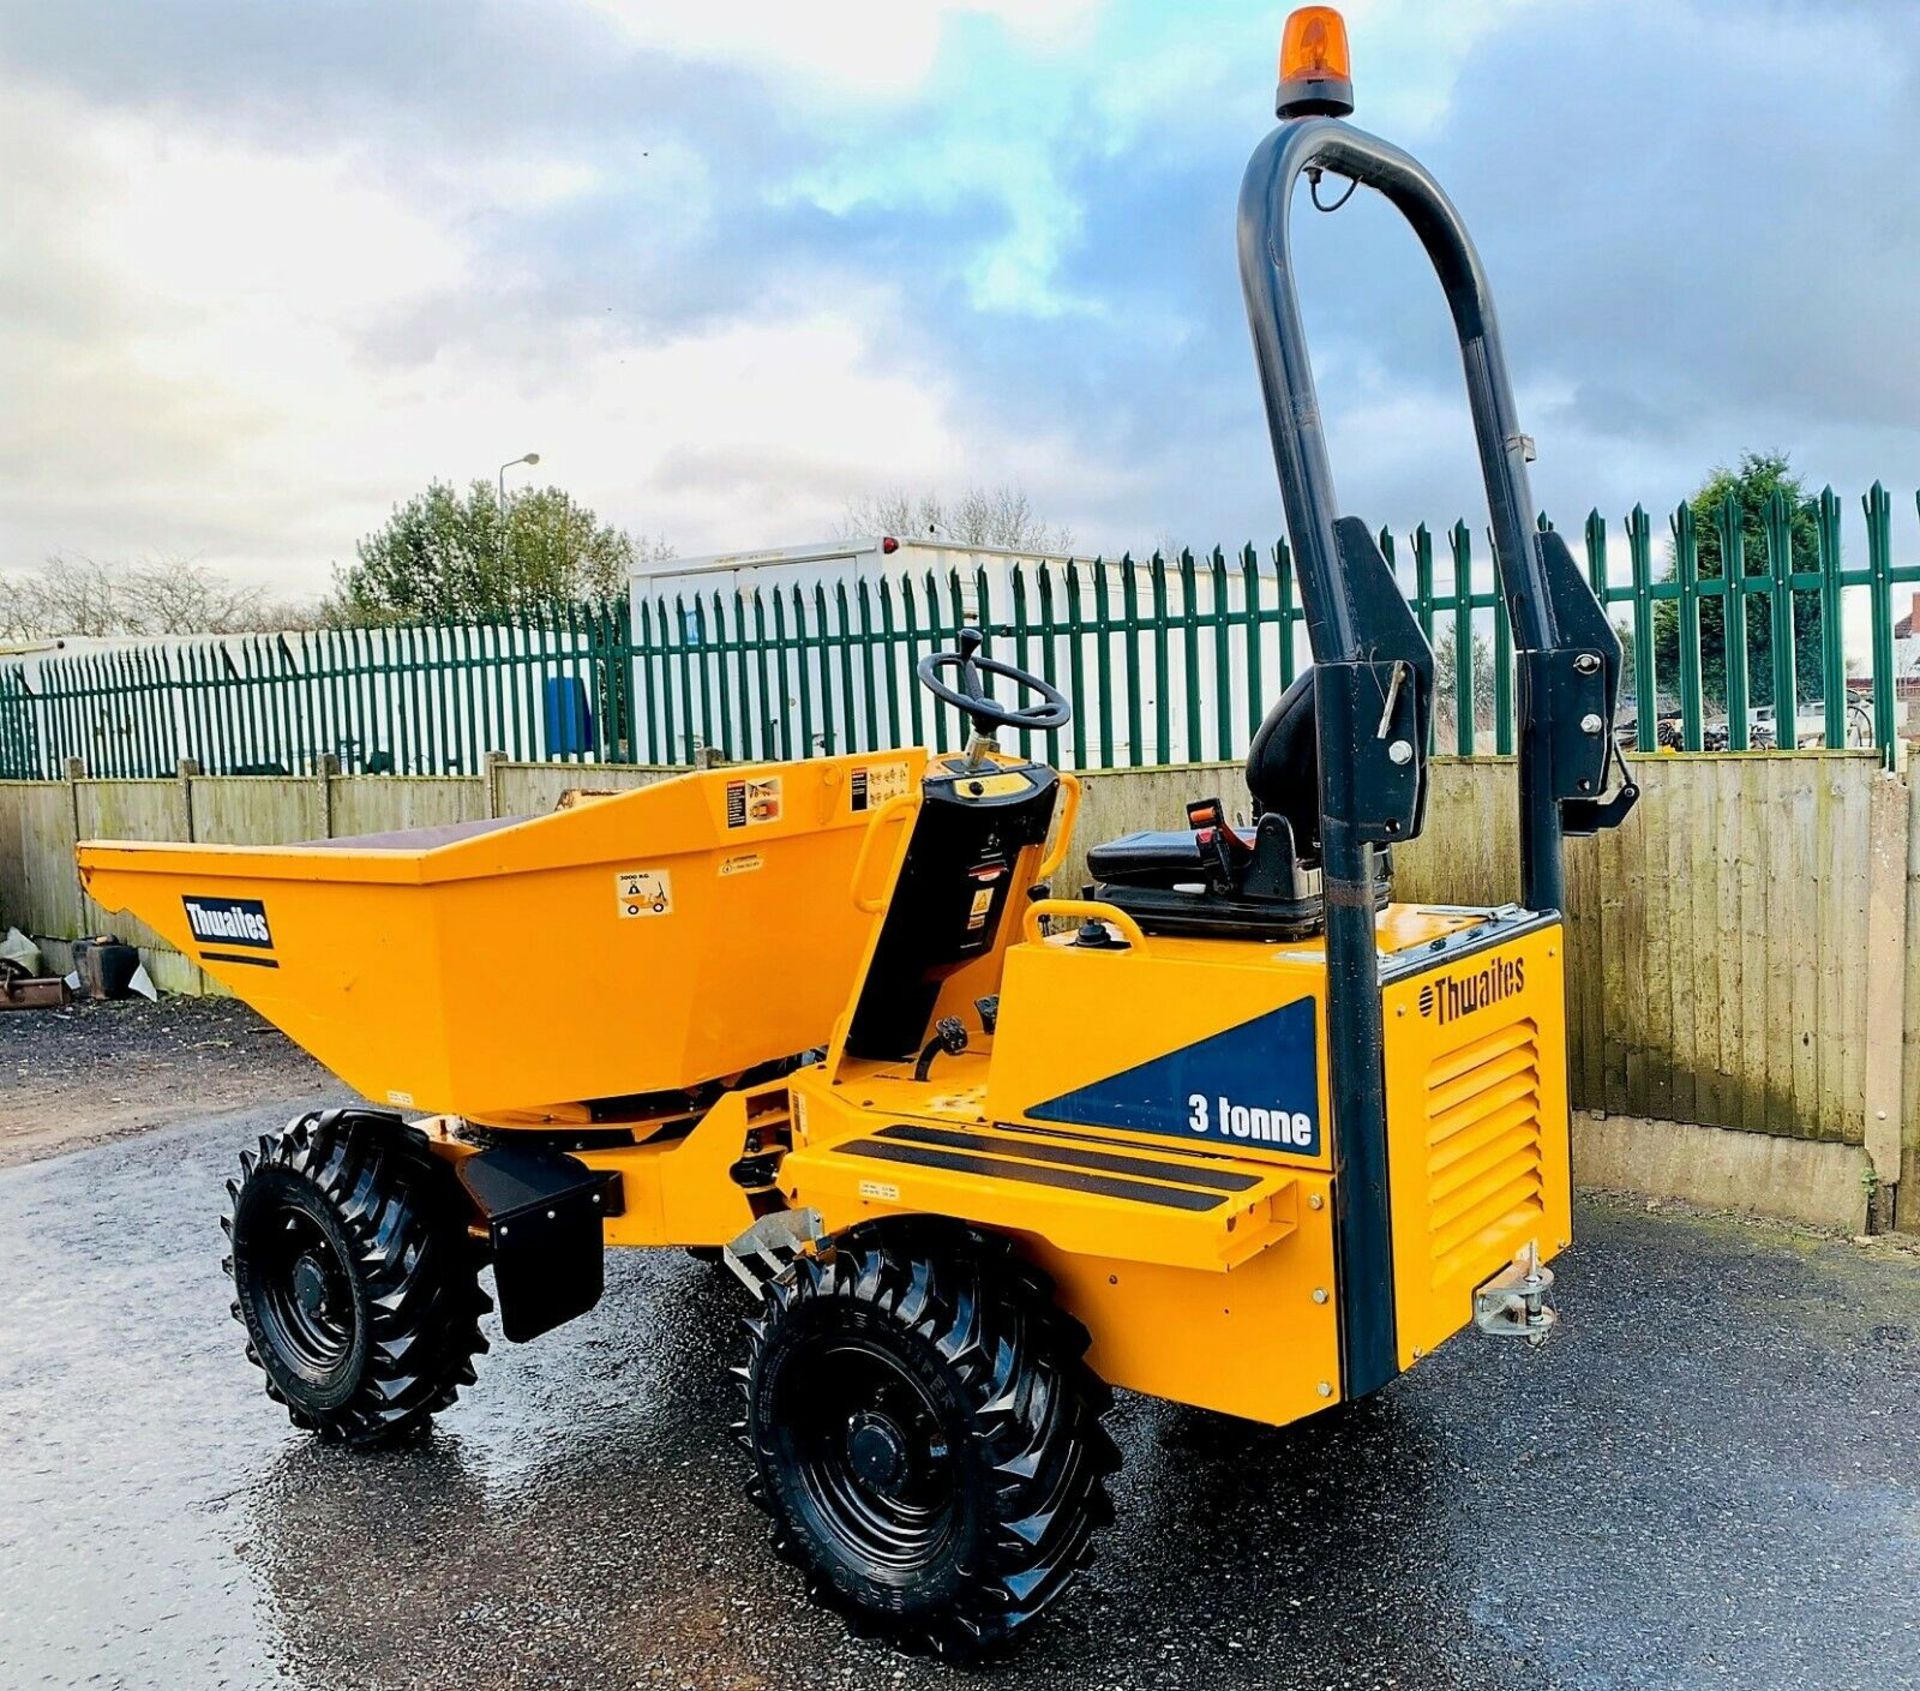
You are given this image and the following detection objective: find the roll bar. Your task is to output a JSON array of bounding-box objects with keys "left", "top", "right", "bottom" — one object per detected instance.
[{"left": 1237, "top": 113, "right": 1633, "bottom": 1397}]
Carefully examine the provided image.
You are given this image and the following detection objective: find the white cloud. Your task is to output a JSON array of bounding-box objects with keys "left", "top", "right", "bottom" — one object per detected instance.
[
  {"left": 787, "top": 135, "right": 1095, "bottom": 317},
  {"left": 0, "top": 77, "right": 1110, "bottom": 594},
  {"left": 576, "top": 0, "right": 1101, "bottom": 102}
]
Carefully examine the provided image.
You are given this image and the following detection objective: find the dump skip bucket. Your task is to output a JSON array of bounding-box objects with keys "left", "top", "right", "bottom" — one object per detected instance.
[{"left": 77, "top": 753, "right": 924, "bottom": 1120}]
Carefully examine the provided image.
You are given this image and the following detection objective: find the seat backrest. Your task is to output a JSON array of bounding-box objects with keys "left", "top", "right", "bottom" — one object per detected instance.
[{"left": 1245, "top": 669, "right": 1320, "bottom": 860}]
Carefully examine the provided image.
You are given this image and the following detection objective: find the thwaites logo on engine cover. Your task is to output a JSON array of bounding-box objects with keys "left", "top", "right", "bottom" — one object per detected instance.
[
  {"left": 182, "top": 895, "right": 274, "bottom": 951},
  {"left": 1418, "top": 952, "right": 1525, "bottom": 1024},
  {"left": 1027, "top": 998, "right": 1320, "bottom": 1155}
]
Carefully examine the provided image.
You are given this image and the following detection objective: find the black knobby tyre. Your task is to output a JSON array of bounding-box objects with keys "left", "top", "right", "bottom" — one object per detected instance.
[
  {"left": 222, "top": 1109, "right": 490, "bottom": 1447},
  {"left": 739, "top": 1228, "right": 1119, "bottom": 1654}
]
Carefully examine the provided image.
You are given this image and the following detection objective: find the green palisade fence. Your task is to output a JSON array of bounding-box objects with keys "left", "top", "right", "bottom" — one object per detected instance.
[
  {"left": 3, "top": 485, "right": 1916, "bottom": 780},
  {"left": 0, "top": 603, "right": 634, "bottom": 780},
  {"left": 627, "top": 483, "right": 1918, "bottom": 769}
]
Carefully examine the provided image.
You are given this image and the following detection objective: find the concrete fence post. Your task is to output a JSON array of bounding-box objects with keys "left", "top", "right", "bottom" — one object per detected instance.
[
  {"left": 1863, "top": 758, "right": 1908, "bottom": 1231},
  {"left": 1899, "top": 750, "right": 1920, "bottom": 1234},
  {"left": 316, "top": 753, "right": 340, "bottom": 838},
  {"left": 171, "top": 757, "right": 206, "bottom": 997},
  {"left": 63, "top": 757, "right": 90, "bottom": 943},
  {"left": 483, "top": 750, "right": 507, "bottom": 819},
  {"left": 63, "top": 756, "right": 85, "bottom": 835},
  {"left": 176, "top": 758, "right": 200, "bottom": 843}
]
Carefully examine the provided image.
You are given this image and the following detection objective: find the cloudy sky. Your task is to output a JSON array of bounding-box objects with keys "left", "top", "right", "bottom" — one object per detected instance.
[{"left": 2, "top": 0, "right": 1916, "bottom": 602}]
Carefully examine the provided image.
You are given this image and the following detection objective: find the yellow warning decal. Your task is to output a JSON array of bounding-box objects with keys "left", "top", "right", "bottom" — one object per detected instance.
[
  {"left": 850, "top": 759, "right": 912, "bottom": 813},
  {"left": 718, "top": 851, "right": 763, "bottom": 878},
  {"left": 725, "top": 776, "right": 783, "bottom": 828},
  {"left": 614, "top": 868, "right": 674, "bottom": 918}
]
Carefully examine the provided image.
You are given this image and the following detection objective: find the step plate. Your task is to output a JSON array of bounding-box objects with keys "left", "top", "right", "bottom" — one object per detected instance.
[{"left": 783, "top": 1121, "right": 1302, "bottom": 1272}]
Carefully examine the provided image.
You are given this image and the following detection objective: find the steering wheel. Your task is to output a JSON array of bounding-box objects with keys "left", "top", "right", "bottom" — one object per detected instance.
[{"left": 916, "top": 627, "right": 1071, "bottom": 737}]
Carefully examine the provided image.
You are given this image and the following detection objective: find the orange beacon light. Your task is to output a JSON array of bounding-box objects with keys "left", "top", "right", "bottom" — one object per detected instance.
[{"left": 1277, "top": 6, "right": 1354, "bottom": 119}]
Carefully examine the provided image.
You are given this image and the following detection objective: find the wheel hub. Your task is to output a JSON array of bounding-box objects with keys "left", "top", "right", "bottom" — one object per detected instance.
[
  {"left": 291, "top": 1253, "right": 331, "bottom": 1319},
  {"left": 845, "top": 1410, "right": 910, "bottom": 1492}
]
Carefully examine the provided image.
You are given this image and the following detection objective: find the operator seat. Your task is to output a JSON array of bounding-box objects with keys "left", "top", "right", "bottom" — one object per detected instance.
[{"left": 1085, "top": 671, "right": 1388, "bottom": 940}]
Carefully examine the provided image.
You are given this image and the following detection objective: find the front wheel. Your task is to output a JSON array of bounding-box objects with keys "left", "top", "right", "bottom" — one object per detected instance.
[
  {"left": 740, "top": 1228, "right": 1118, "bottom": 1655},
  {"left": 223, "top": 1109, "right": 490, "bottom": 1447}
]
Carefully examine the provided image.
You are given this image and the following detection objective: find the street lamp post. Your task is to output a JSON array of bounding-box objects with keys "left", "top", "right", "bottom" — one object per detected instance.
[{"left": 498, "top": 451, "right": 541, "bottom": 506}]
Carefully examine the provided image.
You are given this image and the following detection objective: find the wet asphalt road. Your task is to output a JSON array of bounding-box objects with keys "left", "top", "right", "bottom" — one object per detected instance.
[{"left": 3, "top": 1100, "right": 1919, "bottom": 1691}]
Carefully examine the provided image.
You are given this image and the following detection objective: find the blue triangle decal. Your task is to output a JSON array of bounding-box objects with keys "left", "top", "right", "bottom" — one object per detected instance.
[{"left": 1026, "top": 996, "right": 1320, "bottom": 1156}]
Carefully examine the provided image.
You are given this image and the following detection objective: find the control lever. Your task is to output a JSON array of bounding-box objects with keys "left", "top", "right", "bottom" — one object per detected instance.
[
  {"left": 913, "top": 1016, "right": 970, "bottom": 1082},
  {"left": 1185, "top": 795, "right": 1243, "bottom": 892},
  {"left": 1375, "top": 660, "right": 1406, "bottom": 738}
]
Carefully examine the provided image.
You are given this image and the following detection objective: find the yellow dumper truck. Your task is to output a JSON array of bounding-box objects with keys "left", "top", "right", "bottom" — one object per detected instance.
[{"left": 79, "top": 8, "right": 1635, "bottom": 1654}]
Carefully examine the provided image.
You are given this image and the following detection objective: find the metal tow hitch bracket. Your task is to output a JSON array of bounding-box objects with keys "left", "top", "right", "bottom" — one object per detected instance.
[
  {"left": 1472, "top": 1241, "right": 1558, "bottom": 1345},
  {"left": 723, "top": 1208, "right": 827, "bottom": 1299}
]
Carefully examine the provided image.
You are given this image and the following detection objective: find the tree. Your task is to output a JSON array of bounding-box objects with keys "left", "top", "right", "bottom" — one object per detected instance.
[
  {"left": 843, "top": 484, "right": 1072, "bottom": 553},
  {"left": 0, "top": 552, "right": 313, "bottom": 640},
  {"left": 330, "top": 480, "right": 653, "bottom": 622},
  {"left": 1430, "top": 621, "right": 1499, "bottom": 732},
  {"left": 1652, "top": 452, "right": 1824, "bottom": 717}
]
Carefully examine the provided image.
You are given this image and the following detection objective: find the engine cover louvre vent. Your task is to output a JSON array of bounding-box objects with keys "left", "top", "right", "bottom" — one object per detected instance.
[{"left": 1422, "top": 1018, "right": 1544, "bottom": 1290}]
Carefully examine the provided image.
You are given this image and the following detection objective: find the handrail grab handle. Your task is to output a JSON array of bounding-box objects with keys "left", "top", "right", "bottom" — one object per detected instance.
[
  {"left": 1019, "top": 897, "right": 1148, "bottom": 951},
  {"left": 848, "top": 794, "right": 916, "bottom": 914},
  {"left": 1035, "top": 770, "right": 1081, "bottom": 883}
]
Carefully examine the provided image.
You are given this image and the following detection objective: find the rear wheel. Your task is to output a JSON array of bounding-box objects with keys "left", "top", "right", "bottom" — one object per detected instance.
[
  {"left": 223, "top": 1109, "right": 489, "bottom": 1447},
  {"left": 740, "top": 1228, "right": 1117, "bottom": 1655}
]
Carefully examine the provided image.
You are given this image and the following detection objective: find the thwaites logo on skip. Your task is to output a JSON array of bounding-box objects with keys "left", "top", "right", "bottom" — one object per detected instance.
[
  {"left": 1417, "top": 952, "right": 1525, "bottom": 1024},
  {"left": 182, "top": 895, "right": 274, "bottom": 950}
]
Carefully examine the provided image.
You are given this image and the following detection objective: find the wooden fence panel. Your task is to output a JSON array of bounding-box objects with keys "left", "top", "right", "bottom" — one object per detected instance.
[
  {"left": 491, "top": 761, "right": 674, "bottom": 819},
  {"left": 1395, "top": 751, "right": 1883, "bottom": 1145},
  {"left": 1, "top": 781, "right": 84, "bottom": 941},
  {"left": 72, "top": 780, "right": 195, "bottom": 980},
  {"left": 187, "top": 777, "right": 324, "bottom": 848},
  {"left": 331, "top": 776, "right": 484, "bottom": 839}
]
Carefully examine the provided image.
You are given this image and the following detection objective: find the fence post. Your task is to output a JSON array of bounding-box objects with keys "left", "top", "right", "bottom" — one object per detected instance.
[
  {"left": 483, "top": 749, "right": 507, "bottom": 819},
  {"left": 1902, "top": 751, "right": 1920, "bottom": 1233},
  {"left": 176, "top": 758, "right": 200, "bottom": 842},
  {"left": 1672, "top": 503, "right": 1704, "bottom": 751},
  {"left": 1449, "top": 521, "right": 1473, "bottom": 755},
  {"left": 64, "top": 754, "right": 86, "bottom": 843},
  {"left": 1818, "top": 488, "right": 1845, "bottom": 748},
  {"left": 1864, "top": 751, "right": 1908, "bottom": 1229},
  {"left": 1763, "top": 489, "right": 1798, "bottom": 749},
  {"left": 1865, "top": 483, "right": 1895, "bottom": 759},
  {"left": 1627, "top": 505, "right": 1656, "bottom": 751},
  {"left": 1120, "top": 555, "right": 1143, "bottom": 767},
  {"left": 316, "top": 753, "right": 340, "bottom": 838},
  {"left": 1412, "top": 525, "right": 1435, "bottom": 754},
  {"left": 1716, "top": 493, "right": 1750, "bottom": 751},
  {"left": 63, "top": 757, "right": 89, "bottom": 941}
]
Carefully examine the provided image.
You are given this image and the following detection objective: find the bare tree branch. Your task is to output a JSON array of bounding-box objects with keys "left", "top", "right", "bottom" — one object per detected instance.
[
  {"left": 0, "top": 552, "right": 319, "bottom": 639},
  {"left": 843, "top": 484, "right": 1071, "bottom": 552}
]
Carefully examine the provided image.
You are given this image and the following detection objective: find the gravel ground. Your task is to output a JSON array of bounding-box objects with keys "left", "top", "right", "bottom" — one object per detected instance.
[
  {"left": 1, "top": 1008, "right": 1918, "bottom": 1689},
  {"left": 0, "top": 995, "right": 330, "bottom": 1166}
]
